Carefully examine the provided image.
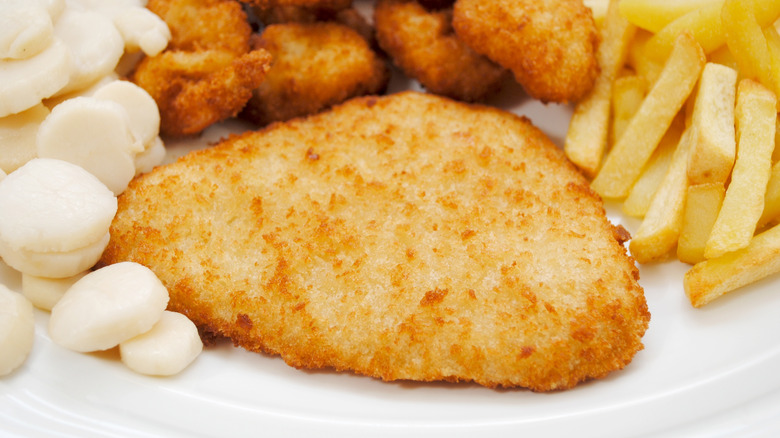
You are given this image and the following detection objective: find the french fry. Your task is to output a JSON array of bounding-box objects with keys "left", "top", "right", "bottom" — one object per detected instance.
[
  {"left": 628, "top": 126, "right": 693, "bottom": 263},
  {"left": 704, "top": 79, "right": 777, "bottom": 259},
  {"left": 618, "top": 0, "right": 719, "bottom": 33},
  {"left": 643, "top": 1, "right": 725, "bottom": 62},
  {"left": 565, "top": 0, "right": 636, "bottom": 177},
  {"left": 622, "top": 115, "right": 682, "bottom": 218},
  {"left": 610, "top": 74, "right": 647, "bottom": 146},
  {"left": 758, "top": 161, "right": 780, "bottom": 229},
  {"left": 722, "top": 0, "right": 776, "bottom": 93},
  {"left": 643, "top": 0, "right": 780, "bottom": 63},
  {"left": 775, "top": 116, "right": 780, "bottom": 163},
  {"left": 763, "top": 25, "right": 780, "bottom": 110},
  {"left": 626, "top": 29, "right": 663, "bottom": 86},
  {"left": 677, "top": 182, "right": 725, "bottom": 264},
  {"left": 707, "top": 44, "right": 738, "bottom": 70},
  {"left": 591, "top": 32, "right": 705, "bottom": 199},
  {"left": 686, "top": 62, "right": 738, "bottom": 185},
  {"left": 684, "top": 222, "right": 780, "bottom": 307}
]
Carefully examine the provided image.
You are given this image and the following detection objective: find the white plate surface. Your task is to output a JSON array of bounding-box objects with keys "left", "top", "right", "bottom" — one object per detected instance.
[{"left": 3, "top": 15, "right": 780, "bottom": 438}]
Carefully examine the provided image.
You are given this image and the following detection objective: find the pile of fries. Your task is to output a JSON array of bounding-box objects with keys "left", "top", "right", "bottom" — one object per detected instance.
[{"left": 567, "top": 0, "right": 780, "bottom": 307}]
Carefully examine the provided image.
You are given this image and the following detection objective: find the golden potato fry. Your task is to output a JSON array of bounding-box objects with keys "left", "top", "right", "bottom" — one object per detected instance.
[
  {"left": 610, "top": 74, "right": 647, "bottom": 146},
  {"left": 687, "top": 62, "right": 738, "bottom": 185},
  {"left": 758, "top": 161, "right": 780, "bottom": 229},
  {"left": 565, "top": 0, "right": 636, "bottom": 177},
  {"left": 763, "top": 24, "right": 780, "bottom": 110},
  {"left": 622, "top": 115, "right": 682, "bottom": 218},
  {"left": 592, "top": 32, "right": 705, "bottom": 199},
  {"left": 626, "top": 29, "right": 663, "bottom": 85},
  {"left": 775, "top": 116, "right": 780, "bottom": 163},
  {"left": 722, "top": 0, "right": 775, "bottom": 93},
  {"left": 707, "top": 44, "right": 737, "bottom": 70},
  {"left": 677, "top": 182, "right": 725, "bottom": 264},
  {"left": 629, "top": 126, "right": 693, "bottom": 263},
  {"left": 705, "top": 79, "right": 777, "bottom": 259},
  {"left": 643, "top": 0, "right": 725, "bottom": 62},
  {"left": 684, "top": 222, "right": 780, "bottom": 307},
  {"left": 618, "top": 0, "right": 718, "bottom": 33}
]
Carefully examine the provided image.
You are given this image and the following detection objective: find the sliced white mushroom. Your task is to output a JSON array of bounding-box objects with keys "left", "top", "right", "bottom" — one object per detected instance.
[
  {"left": 0, "top": 158, "right": 116, "bottom": 254},
  {"left": 0, "top": 1, "right": 53, "bottom": 60},
  {"left": 0, "top": 232, "right": 109, "bottom": 279},
  {"left": 0, "top": 284, "right": 35, "bottom": 376},
  {"left": 36, "top": 97, "right": 139, "bottom": 195},
  {"left": 0, "top": 103, "right": 49, "bottom": 174},
  {"left": 49, "top": 262, "right": 169, "bottom": 353},
  {"left": 0, "top": 38, "right": 71, "bottom": 117},
  {"left": 134, "top": 136, "right": 166, "bottom": 175},
  {"left": 52, "top": 7, "right": 123, "bottom": 97},
  {"left": 113, "top": 8, "right": 171, "bottom": 57},
  {"left": 93, "top": 80, "right": 160, "bottom": 146},
  {"left": 22, "top": 271, "right": 87, "bottom": 311},
  {"left": 120, "top": 311, "right": 203, "bottom": 376}
]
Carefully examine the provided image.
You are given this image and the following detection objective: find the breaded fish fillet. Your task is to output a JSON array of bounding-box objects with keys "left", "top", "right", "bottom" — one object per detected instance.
[
  {"left": 100, "top": 91, "right": 649, "bottom": 391},
  {"left": 452, "top": 0, "right": 599, "bottom": 103}
]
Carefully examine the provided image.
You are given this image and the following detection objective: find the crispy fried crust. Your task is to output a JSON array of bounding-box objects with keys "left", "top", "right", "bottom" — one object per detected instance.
[
  {"left": 250, "top": 5, "right": 377, "bottom": 46},
  {"left": 101, "top": 91, "right": 649, "bottom": 391},
  {"left": 374, "top": 0, "right": 507, "bottom": 102},
  {"left": 452, "top": 0, "right": 599, "bottom": 103},
  {"left": 240, "top": 22, "right": 389, "bottom": 126},
  {"left": 132, "top": 0, "right": 272, "bottom": 136},
  {"left": 240, "top": 0, "right": 352, "bottom": 9}
]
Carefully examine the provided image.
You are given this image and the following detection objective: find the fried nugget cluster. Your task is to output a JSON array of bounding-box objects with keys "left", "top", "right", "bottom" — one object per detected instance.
[
  {"left": 131, "top": 0, "right": 599, "bottom": 136},
  {"left": 131, "top": 0, "right": 273, "bottom": 137},
  {"left": 374, "top": 0, "right": 508, "bottom": 102},
  {"left": 130, "top": 0, "right": 391, "bottom": 135}
]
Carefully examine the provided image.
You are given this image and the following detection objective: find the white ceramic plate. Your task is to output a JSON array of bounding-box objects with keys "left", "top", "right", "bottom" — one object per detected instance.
[{"left": 3, "top": 9, "right": 780, "bottom": 437}]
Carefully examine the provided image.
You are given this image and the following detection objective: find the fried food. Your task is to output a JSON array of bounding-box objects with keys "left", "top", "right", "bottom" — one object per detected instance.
[
  {"left": 452, "top": 0, "right": 600, "bottom": 103},
  {"left": 250, "top": 5, "right": 376, "bottom": 45},
  {"left": 131, "top": 0, "right": 272, "bottom": 136},
  {"left": 240, "top": 22, "right": 389, "bottom": 126},
  {"left": 240, "top": 0, "right": 352, "bottom": 10},
  {"left": 100, "top": 91, "right": 649, "bottom": 391},
  {"left": 374, "top": 0, "right": 508, "bottom": 102}
]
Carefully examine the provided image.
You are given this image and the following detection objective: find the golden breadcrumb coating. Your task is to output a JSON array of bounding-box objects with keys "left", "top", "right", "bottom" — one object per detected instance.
[
  {"left": 250, "top": 5, "right": 378, "bottom": 47},
  {"left": 452, "top": 0, "right": 599, "bottom": 103},
  {"left": 240, "top": 22, "right": 388, "bottom": 126},
  {"left": 101, "top": 91, "right": 649, "bottom": 392},
  {"left": 374, "top": 0, "right": 507, "bottom": 102},
  {"left": 240, "top": 0, "right": 352, "bottom": 10},
  {"left": 131, "top": 0, "right": 272, "bottom": 136}
]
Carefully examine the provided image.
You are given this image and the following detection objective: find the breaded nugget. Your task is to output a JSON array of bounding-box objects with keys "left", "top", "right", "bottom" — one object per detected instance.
[
  {"left": 250, "top": 5, "right": 377, "bottom": 46},
  {"left": 240, "top": 22, "right": 388, "bottom": 126},
  {"left": 240, "top": 0, "right": 352, "bottom": 9},
  {"left": 101, "top": 91, "right": 649, "bottom": 391},
  {"left": 132, "top": 0, "right": 272, "bottom": 136},
  {"left": 374, "top": 0, "right": 507, "bottom": 102},
  {"left": 452, "top": 0, "right": 599, "bottom": 103}
]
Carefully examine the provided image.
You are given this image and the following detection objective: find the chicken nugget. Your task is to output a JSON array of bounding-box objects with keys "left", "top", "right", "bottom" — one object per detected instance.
[
  {"left": 132, "top": 0, "right": 272, "bottom": 136},
  {"left": 249, "top": 5, "right": 377, "bottom": 47},
  {"left": 452, "top": 0, "right": 599, "bottom": 103},
  {"left": 101, "top": 91, "right": 649, "bottom": 392},
  {"left": 240, "top": 22, "right": 389, "bottom": 126},
  {"left": 374, "top": 0, "right": 508, "bottom": 102},
  {"left": 240, "top": 0, "right": 352, "bottom": 10}
]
